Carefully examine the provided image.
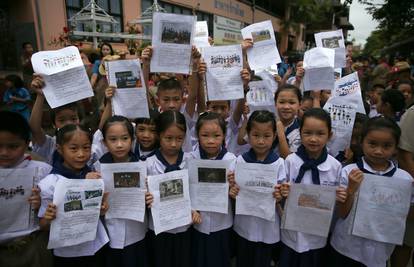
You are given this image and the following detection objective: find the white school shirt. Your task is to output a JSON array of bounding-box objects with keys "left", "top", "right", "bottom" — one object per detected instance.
[
  {"left": 281, "top": 152, "right": 341, "bottom": 253},
  {"left": 330, "top": 158, "right": 414, "bottom": 267},
  {"left": 38, "top": 174, "right": 109, "bottom": 257},
  {"left": 146, "top": 152, "right": 193, "bottom": 234},
  {"left": 227, "top": 116, "right": 250, "bottom": 156},
  {"left": 233, "top": 155, "right": 286, "bottom": 244},
  {"left": 189, "top": 147, "right": 236, "bottom": 234},
  {"left": 94, "top": 162, "right": 148, "bottom": 249},
  {"left": 273, "top": 119, "right": 301, "bottom": 156},
  {"left": 0, "top": 156, "right": 52, "bottom": 244}
]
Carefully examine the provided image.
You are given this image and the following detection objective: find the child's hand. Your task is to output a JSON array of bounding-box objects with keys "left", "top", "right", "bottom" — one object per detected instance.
[
  {"left": 191, "top": 45, "right": 201, "bottom": 60},
  {"left": 348, "top": 169, "right": 364, "bottom": 195},
  {"left": 192, "top": 210, "right": 202, "bottom": 224},
  {"left": 229, "top": 184, "right": 240, "bottom": 199},
  {"left": 280, "top": 182, "right": 290, "bottom": 198},
  {"left": 105, "top": 86, "right": 116, "bottom": 99},
  {"left": 198, "top": 61, "right": 206, "bottom": 78},
  {"left": 241, "top": 69, "right": 251, "bottom": 86},
  {"left": 242, "top": 104, "right": 250, "bottom": 119},
  {"left": 241, "top": 38, "right": 253, "bottom": 51},
  {"left": 145, "top": 192, "right": 154, "bottom": 208},
  {"left": 100, "top": 192, "right": 109, "bottom": 216},
  {"left": 227, "top": 171, "right": 235, "bottom": 187},
  {"left": 44, "top": 203, "right": 57, "bottom": 221},
  {"left": 86, "top": 172, "right": 101, "bottom": 179},
  {"left": 273, "top": 184, "right": 283, "bottom": 202},
  {"left": 276, "top": 120, "right": 285, "bottom": 136},
  {"left": 344, "top": 148, "right": 354, "bottom": 163},
  {"left": 336, "top": 186, "right": 347, "bottom": 203},
  {"left": 31, "top": 75, "right": 45, "bottom": 95},
  {"left": 28, "top": 187, "right": 41, "bottom": 210},
  {"left": 141, "top": 46, "right": 153, "bottom": 65}
]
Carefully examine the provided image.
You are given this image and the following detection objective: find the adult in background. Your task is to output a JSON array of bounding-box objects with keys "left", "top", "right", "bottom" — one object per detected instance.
[{"left": 20, "top": 42, "right": 35, "bottom": 88}]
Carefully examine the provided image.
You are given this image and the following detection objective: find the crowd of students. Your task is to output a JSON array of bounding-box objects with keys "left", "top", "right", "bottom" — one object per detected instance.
[{"left": 1, "top": 36, "right": 414, "bottom": 267}]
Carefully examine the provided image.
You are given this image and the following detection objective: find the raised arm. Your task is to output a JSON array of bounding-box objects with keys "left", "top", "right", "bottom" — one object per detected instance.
[{"left": 29, "top": 75, "right": 47, "bottom": 145}]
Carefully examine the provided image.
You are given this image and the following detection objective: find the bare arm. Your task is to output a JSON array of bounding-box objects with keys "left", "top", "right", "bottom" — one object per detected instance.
[
  {"left": 398, "top": 148, "right": 414, "bottom": 220},
  {"left": 196, "top": 61, "right": 207, "bottom": 113},
  {"left": 185, "top": 46, "right": 201, "bottom": 117},
  {"left": 98, "top": 86, "right": 115, "bottom": 130},
  {"left": 29, "top": 76, "right": 47, "bottom": 146}
]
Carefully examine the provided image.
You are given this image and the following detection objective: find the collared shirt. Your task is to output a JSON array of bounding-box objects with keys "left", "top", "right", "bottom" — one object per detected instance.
[
  {"left": 273, "top": 118, "right": 301, "bottom": 156},
  {"left": 233, "top": 155, "right": 286, "bottom": 244},
  {"left": 281, "top": 152, "right": 341, "bottom": 253},
  {"left": 330, "top": 158, "right": 414, "bottom": 267}
]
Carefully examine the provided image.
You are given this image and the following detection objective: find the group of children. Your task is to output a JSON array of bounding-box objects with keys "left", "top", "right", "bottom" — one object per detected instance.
[{"left": 1, "top": 38, "right": 413, "bottom": 267}]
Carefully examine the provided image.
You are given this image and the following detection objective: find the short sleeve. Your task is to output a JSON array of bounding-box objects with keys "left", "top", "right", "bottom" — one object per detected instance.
[
  {"left": 399, "top": 107, "right": 414, "bottom": 153},
  {"left": 92, "top": 60, "right": 101, "bottom": 75}
]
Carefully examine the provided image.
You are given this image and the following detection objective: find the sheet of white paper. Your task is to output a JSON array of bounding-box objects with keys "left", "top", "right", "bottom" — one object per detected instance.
[
  {"left": 314, "top": 30, "right": 346, "bottom": 68},
  {"left": 194, "top": 21, "right": 210, "bottom": 49},
  {"left": 203, "top": 44, "right": 244, "bottom": 101},
  {"left": 148, "top": 170, "right": 192, "bottom": 235},
  {"left": 31, "top": 46, "right": 94, "bottom": 108},
  {"left": 350, "top": 174, "right": 412, "bottom": 245},
  {"left": 256, "top": 69, "right": 278, "bottom": 93},
  {"left": 100, "top": 162, "right": 147, "bottom": 222},
  {"left": 106, "top": 59, "right": 149, "bottom": 118},
  {"left": 188, "top": 159, "right": 231, "bottom": 214},
  {"left": 241, "top": 20, "right": 281, "bottom": 71},
  {"left": 235, "top": 163, "right": 277, "bottom": 221},
  {"left": 281, "top": 183, "right": 336, "bottom": 237},
  {"left": 0, "top": 168, "right": 35, "bottom": 235},
  {"left": 334, "top": 68, "right": 343, "bottom": 80},
  {"left": 331, "top": 72, "right": 366, "bottom": 114},
  {"left": 150, "top": 12, "right": 196, "bottom": 74},
  {"left": 303, "top": 47, "right": 335, "bottom": 91},
  {"left": 246, "top": 80, "right": 276, "bottom": 114},
  {"left": 303, "top": 47, "right": 335, "bottom": 69},
  {"left": 48, "top": 178, "right": 104, "bottom": 249}
]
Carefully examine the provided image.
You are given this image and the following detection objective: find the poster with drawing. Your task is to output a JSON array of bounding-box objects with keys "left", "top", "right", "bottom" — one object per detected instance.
[
  {"left": 246, "top": 80, "right": 276, "bottom": 114},
  {"left": 303, "top": 47, "right": 335, "bottom": 91},
  {"left": 331, "top": 72, "right": 366, "bottom": 114},
  {"left": 350, "top": 174, "right": 412, "bottom": 244},
  {"left": 314, "top": 30, "right": 346, "bottom": 68}
]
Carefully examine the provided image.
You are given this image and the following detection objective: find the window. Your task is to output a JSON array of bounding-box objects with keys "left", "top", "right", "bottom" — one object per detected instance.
[{"left": 66, "top": 0, "right": 123, "bottom": 41}]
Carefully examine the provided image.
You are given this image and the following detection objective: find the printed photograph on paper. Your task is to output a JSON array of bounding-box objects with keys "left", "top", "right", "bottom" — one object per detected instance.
[
  {"left": 161, "top": 22, "right": 192, "bottom": 44},
  {"left": 251, "top": 29, "right": 271, "bottom": 42},
  {"left": 209, "top": 54, "right": 241, "bottom": 68},
  {"left": 64, "top": 200, "right": 83, "bottom": 212},
  {"left": 159, "top": 179, "right": 184, "bottom": 201},
  {"left": 198, "top": 167, "right": 226, "bottom": 183},
  {"left": 0, "top": 185, "right": 25, "bottom": 199},
  {"left": 113, "top": 172, "right": 140, "bottom": 188},
  {"left": 115, "top": 71, "right": 142, "bottom": 88},
  {"left": 298, "top": 193, "right": 330, "bottom": 210},
  {"left": 321, "top": 36, "right": 341, "bottom": 49},
  {"left": 85, "top": 189, "right": 103, "bottom": 199}
]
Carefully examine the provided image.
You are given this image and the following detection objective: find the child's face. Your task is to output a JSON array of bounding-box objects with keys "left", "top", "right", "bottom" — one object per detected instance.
[
  {"left": 300, "top": 99, "right": 313, "bottom": 114},
  {"left": 248, "top": 121, "right": 275, "bottom": 157},
  {"left": 276, "top": 90, "right": 300, "bottom": 124},
  {"left": 362, "top": 129, "right": 396, "bottom": 169},
  {"left": 57, "top": 131, "right": 91, "bottom": 172},
  {"left": 104, "top": 123, "right": 132, "bottom": 162},
  {"left": 101, "top": 45, "right": 112, "bottom": 57},
  {"left": 198, "top": 120, "right": 224, "bottom": 158},
  {"left": 0, "top": 131, "right": 28, "bottom": 168},
  {"left": 320, "top": 90, "right": 331, "bottom": 103},
  {"left": 398, "top": 84, "right": 413, "bottom": 105},
  {"left": 369, "top": 87, "right": 384, "bottom": 105},
  {"left": 159, "top": 125, "right": 185, "bottom": 157},
  {"left": 207, "top": 101, "right": 230, "bottom": 119},
  {"left": 156, "top": 89, "right": 183, "bottom": 112},
  {"left": 300, "top": 117, "right": 331, "bottom": 158},
  {"left": 54, "top": 109, "right": 80, "bottom": 129},
  {"left": 135, "top": 123, "right": 157, "bottom": 151},
  {"left": 5, "top": 80, "right": 13, "bottom": 89}
]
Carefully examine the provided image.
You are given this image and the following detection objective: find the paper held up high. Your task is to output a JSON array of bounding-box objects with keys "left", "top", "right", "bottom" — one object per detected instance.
[
  {"left": 31, "top": 46, "right": 94, "bottom": 108},
  {"left": 246, "top": 80, "right": 276, "bottom": 115},
  {"left": 241, "top": 20, "right": 281, "bottom": 71},
  {"left": 150, "top": 12, "right": 196, "bottom": 74},
  {"left": 331, "top": 72, "right": 366, "bottom": 114},
  {"left": 194, "top": 21, "right": 210, "bottom": 49},
  {"left": 314, "top": 29, "right": 346, "bottom": 68},
  {"left": 303, "top": 47, "right": 335, "bottom": 91}
]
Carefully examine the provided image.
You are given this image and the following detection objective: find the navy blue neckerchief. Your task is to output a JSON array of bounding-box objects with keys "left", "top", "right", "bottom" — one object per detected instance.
[
  {"left": 155, "top": 149, "right": 184, "bottom": 173},
  {"left": 335, "top": 150, "right": 346, "bottom": 163},
  {"left": 134, "top": 143, "right": 156, "bottom": 161},
  {"left": 272, "top": 118, "right": 300, "bottom": 149},
  {"left": 52, "top": 150, "right": 63, "bottom": 166},
  {"left": 294, "top": 145, "right": 328, "bottom": 185},
  {"left": 242, "top": 148, "right": 279, "bottom": 164},
  {"left": 356, "top": 158, "right": 397, "bottom": 177},
  {"left": 199, "top": 145, "right": 228, "bottom": 160},
  {"left": 99, "top": 151, "right": 139, "bottom": 164},
  {"left": 50, "top": 157, "right": 92, "bottom": 179}
]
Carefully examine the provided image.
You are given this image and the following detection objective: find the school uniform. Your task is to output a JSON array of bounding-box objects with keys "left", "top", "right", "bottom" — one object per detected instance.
[
  {"left": 279, "top": 145, "right": 341, "bottom": 267},
  {"left": 233, "top": 149, "right": 286, "bottom": 267},
  {"left": 0, "top": 155, "right": 53, "bottom": 267},
  {"left": 330, "top": 157, "right": 414, "bottom": 267},
  {"left": 38, "top": 159, "right": 109, "bottom": 266},
  {"left": 95, "top": 152, "right": 148, "bottom": 267},
  {"left": 273, "top": 118, "right": 301, "bottom": 156},
  {"left": 133, "top": 143, "right": 156, "bottom": 161},
  {"left": 190, "top": 145, "right": 236, "bottom": 267},
  {"left": 146, "top": 149, "right": 193, "bottom": 267}
]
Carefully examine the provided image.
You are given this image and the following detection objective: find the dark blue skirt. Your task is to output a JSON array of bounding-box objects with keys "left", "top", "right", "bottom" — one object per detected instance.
[
  {"left": 191, "top": 227, "right": 231, "bottom": 267},
  {"left": 105, "top": 239, "right": 148, "bottom": 267},
  {"left": 235, "top": 233, "right": 274, "bottom": 267},
  {"left": 327, "top": 245, "right": 366, "bottom": 267},
  {"left": 53, "top": 244, "right": 107, "bottom": 267},
  {"left": 278, "top": 242, "right": 324, "bottom": 267}
]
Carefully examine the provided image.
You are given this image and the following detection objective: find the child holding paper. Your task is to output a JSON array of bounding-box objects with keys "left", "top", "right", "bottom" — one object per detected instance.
[
  {"left": 190, "top": 112, "right": 237, "bottom": 267},
  {"left": 330, "top": 117, "right": 413, "bottom": 267},
  {"left": 0, "top": 111, "right": 53, "bottom": 267},
  {"left": 38, "top": 124, "right": 109, "bottom": 267},
  {"left": 230, "top": 110, "right": 286, "bottom": 267},
  {"left": 278, "top": 108, "right": 345, "bottom": 267},
  {"left": 144, "top": 110, "right": 201, "bottom": 267}
]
